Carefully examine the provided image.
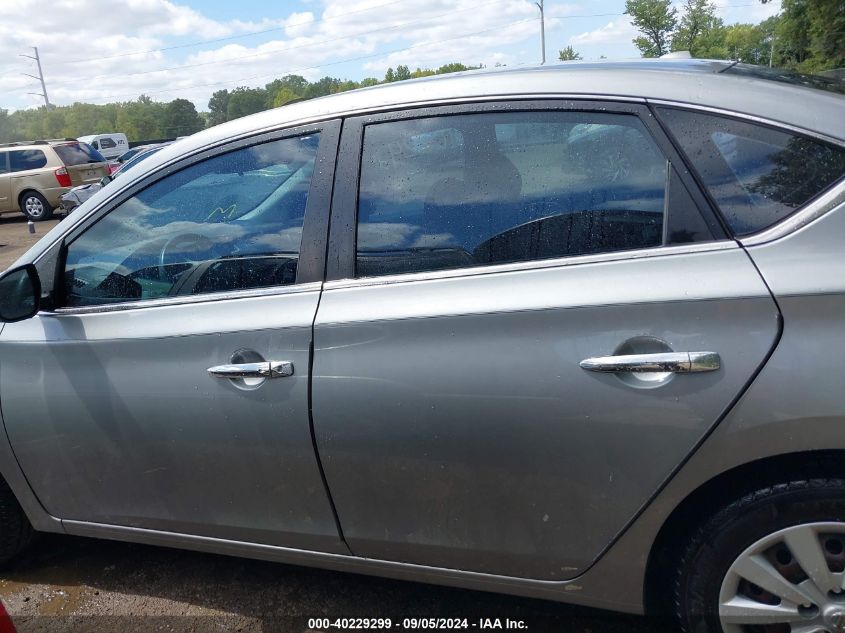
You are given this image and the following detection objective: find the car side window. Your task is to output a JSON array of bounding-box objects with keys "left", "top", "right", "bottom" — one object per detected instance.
[
  {"left": 355, "top": 111, "right": 671, "bottom": 277},
  {"left": 10, "top": 150, "right": 48, "bottom": 172},
  {"left": 100, "top": 138, "right": 117, "bottom": 149},
  {"left": 657, "top": 108, "right": 845, "bottom": 236},
  {"left": 0, "top": 152, "right": 8, "bottom": 175},
  {"left": 63, "top": 133, "right": 320, "bottom": 308}
]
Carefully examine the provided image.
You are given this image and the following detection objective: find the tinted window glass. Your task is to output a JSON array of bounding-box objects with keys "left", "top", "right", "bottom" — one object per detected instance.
[
  {"left": 356, "top": 111, "right": 668, "bottom": 277},
  {"left": 63, "top": 133, "right": 319, "bottom": 307},
  {"left": 10, "top": 150, "right": 47, "bottom": 172},
  {"left": 99, "top": 138, "right": 117, "bottom": 149},
  {"left": 0, "top": 152, "right": 8, "bottom": 175},
  {"left": 658, "top": 108, "right": 845, "bottom": 236},
  {"left": 53, "top": 142, "right": 106, "bottom": 166}
]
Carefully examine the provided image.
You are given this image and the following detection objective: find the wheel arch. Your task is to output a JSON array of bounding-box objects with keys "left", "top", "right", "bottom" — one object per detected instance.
[{"left": 643, "top": 449, "right": 845, "bottom": 615}]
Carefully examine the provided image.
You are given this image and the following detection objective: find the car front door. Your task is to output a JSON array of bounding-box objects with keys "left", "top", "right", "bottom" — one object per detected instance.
[
  {"left": 312, "top": 102, "right": 781, "bottom": 579},
  {"left": 0, "top": 122, "right": 347, "bottom": 553}
]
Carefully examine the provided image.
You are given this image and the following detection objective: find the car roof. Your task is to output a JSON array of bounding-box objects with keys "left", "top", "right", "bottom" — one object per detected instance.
[{"left": 159, "top": 60, "right": 844, "bottom": 160}]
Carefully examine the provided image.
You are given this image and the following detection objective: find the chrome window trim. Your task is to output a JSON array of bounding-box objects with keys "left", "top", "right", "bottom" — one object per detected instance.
[
  {"left": 646, "top": 99, "right": 845, "bottom": 148},
  {"left": 740, "top": 180, "right": 845, "bottom": 246},
  {"left": 323, "top": 241, "right": 736, "bottom": 291},
  {"left": 47, "top": 281, "right": 322, "bottom": 316}
]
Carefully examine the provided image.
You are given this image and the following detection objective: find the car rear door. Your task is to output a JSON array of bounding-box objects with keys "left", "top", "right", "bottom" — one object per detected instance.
[
  {"left": 0, "top": 122, "right": 346, "bottom": 552},
  {"left": 311, "top": 101, "right": 781, "bottom": 580},
  {"left": 54, "top": 143, "right": 110, "bottom": 185}
]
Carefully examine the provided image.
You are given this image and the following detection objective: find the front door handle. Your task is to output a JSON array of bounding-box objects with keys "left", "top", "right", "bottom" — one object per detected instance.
[
  {"left": 207, "top": 360, "right": 294, "bottom": 379},
  {"left": 579, "top": 351, "right": 720, "bottom": 374}
]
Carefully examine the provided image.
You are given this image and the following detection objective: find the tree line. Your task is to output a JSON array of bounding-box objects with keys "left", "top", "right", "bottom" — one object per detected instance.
[
  {"left": 0, "top": 62, "right": 479, "bottom": 144},
  {"left": 623, "top": 0, "right": 844, "bottom": 72}
]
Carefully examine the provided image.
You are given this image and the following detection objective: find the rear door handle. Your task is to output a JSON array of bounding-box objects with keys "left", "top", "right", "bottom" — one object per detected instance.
[
  {"left": 579, "top": 351, "right": 720, "bottom": 374},
  {"left": 207, "top": 361, "right": 294, "bottom": 379}
]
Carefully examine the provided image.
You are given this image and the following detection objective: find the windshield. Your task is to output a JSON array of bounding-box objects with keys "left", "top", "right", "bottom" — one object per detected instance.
[{"left": 54, "top": 142, "right": 107, "bottom": 166}]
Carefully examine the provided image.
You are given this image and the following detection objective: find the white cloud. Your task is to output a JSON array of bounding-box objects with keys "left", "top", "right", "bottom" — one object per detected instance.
[
  {"left": 0, "top": 0, "right": 781, "bottom": 114},
  {"left": 570, "top": 16, "right": 637, "bottom": 46}
]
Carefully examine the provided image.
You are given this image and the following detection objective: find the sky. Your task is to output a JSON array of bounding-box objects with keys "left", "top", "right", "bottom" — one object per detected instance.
[{"left": 0, "top": 0, "right": 781, "bottom": 113}]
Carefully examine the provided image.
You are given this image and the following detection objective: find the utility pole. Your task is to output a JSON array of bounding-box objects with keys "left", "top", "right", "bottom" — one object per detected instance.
[
  {"left": 20, "top": 47, "right": 51, "bottom": 109},
  {"left": 769, "top": 32, "right": 776, "bottom": 68},
  {"left": 534, "top": 0, "right": 546, "bottom": 65}
]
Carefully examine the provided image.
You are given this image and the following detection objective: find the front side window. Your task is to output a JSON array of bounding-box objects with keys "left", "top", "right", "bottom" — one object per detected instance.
[
  {"left": 63, "top": 133, "right": 320, "bottom": 307},
  {"left": 0, "top": 152, "right": 8, "bottom": 175},
  {"left": 356, "top": 111, "right": 669, "bottom": 277},
  {"left": 10, "top": 150, "right": 47, "bottom": 172},
  {"left": 658, "top": 108, "right": 845, "bottom": 236}
]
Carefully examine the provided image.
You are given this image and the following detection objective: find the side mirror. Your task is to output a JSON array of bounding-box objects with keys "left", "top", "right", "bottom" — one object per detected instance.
[{"left": 0, "top": 264, "right": 41, "bottom": 323}]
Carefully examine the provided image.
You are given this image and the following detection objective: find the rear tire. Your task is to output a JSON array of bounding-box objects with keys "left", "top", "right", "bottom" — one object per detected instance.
[
  {"left": 675, "top": 479, "right": 845, "bottom": 633},
  {"left": 0, "top": 478, "right": 33, "bottom": 566},
  {"left": 20, "top": 191, "right": 53, "bottom": 221}
]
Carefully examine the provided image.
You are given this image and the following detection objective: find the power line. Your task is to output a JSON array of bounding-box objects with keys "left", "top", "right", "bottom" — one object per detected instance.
[{"left": 84, "top": 16, "right": 540, "bottom": 104}]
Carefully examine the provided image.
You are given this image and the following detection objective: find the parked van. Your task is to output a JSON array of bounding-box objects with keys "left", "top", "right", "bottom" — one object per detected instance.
[
  {"left": 76, "top": 133, "right": 128, "bottom": 160},
  {"left": 0, "top": 139, "right": 109, "bottom": 220}
]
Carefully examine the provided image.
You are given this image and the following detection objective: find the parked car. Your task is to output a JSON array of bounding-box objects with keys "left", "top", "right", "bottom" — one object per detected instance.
[
  {"left": 115, "top": 144, "right": 158, "bottom": 164},
  {"left": 1, "top": 60, "right": 845, "bottom": 633},
  {"left": 59, "top": 144, "right": 168, "bottom": 213},
  {"left": 0, "top": 139, "right": 109, "bottom": 221},
  {"left": 76, "top": 133, "right": 128, "bottom": 160}
]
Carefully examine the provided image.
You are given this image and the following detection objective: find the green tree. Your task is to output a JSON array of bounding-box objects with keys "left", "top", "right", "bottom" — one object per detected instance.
[
  {"left": 303, "top": 77, "right": 341, "bottom": 98},
  {"left": 625, "top": 0, "right": 678, "bottom": 57},
  {"left": 558, "top": 45, "right": 583, "bottom": 61},
  {"left": 207, "top": 89, "right": 231, "bottom": 126},
  {"left": 271, "top": 88, "right": 300, "bottom": 108},
  {"left": 773, "top": 0, "right": 845, "bottom": 73},
  {"left": 395, "top": 65, "right": 411, "bottom": 81},
  {"left": 723, "top": 22, "right": 769, "bottom": 63},
  {"left": 226, "top": 87, "right": 267, "bottom": 120},
  {"left": 411, "top": 68, "right": 436, "bottom": 78},
  {"left": 162, "top": 98, "right": 203, "bottom": 137},
  {"left": 384, "top": 67, "right": 396, "bottom": 82},
  {"left": 360, "top": 77, "right": 380, "bottom": 87},
  {"left": 673, "top": 0, "right": 726, "bottom": 57},
  {"left": 435, "top": 62, "right": 478, "bottom": 74}
]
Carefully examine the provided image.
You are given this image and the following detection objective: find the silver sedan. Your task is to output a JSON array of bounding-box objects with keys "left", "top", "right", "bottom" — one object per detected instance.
[{"left": 1, "top": 59, "right": 844, "bottom": 633}]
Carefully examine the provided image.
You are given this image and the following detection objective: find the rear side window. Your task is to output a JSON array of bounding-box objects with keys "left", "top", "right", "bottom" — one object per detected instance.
[
  {"left": 0, "top": 152, "right": 8, "bottom": 175},
  {"left": 53, "top": 143, "right": 106, "bottom": 166},
  {"left": 658, "top": 108, "right": 845, "bottom": 236},
  {"left": 356, "top": 111, "right": 671, "bottom": 277},
  {"left": 9, "top": 150, "right": 47, "bottom": 172},
  {"left": 99, "top": 138, "right": 117, "bottom": 149}
]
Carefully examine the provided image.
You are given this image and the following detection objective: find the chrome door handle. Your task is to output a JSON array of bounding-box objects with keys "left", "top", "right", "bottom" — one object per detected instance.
[
  {"left": 207, "top": 360, "right": 294, "bottom": 379},
  {"left": 579, "top": 351, "right": 720, "bottom": 374}
]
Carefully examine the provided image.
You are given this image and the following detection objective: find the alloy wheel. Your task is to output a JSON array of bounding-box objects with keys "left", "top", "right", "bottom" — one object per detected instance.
[
  {"left": 719, "top": 522, "right": 845, "bottom": 633},
  {"left": 24, "top": 196, "right": 44, "bottom": 219}
]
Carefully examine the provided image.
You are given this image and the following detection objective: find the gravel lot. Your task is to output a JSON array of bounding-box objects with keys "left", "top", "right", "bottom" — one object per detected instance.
[
  {"left": 0, "top": 212, "right": 671, "bottom": 633},
  {"left": 0, "top": 214, "right": 63, "bottom": 270}
]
